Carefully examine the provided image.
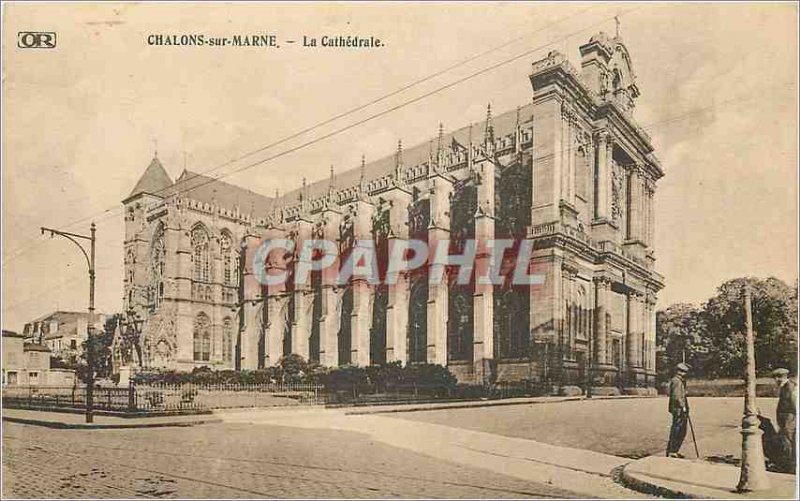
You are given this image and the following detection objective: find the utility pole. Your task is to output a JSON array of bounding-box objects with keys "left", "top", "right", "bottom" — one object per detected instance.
[
  {"left": 41, "top": 222, "right": 96, "bottom": 423},
  {"left": 736, "top": 285, "right": 770, "bottom": 492}
]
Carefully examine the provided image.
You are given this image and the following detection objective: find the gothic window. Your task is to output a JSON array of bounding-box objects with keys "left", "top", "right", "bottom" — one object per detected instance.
[
  {"left": 193, "top": 312, "right": 211, "bottom": 362},
  {"left": 495, "top": 159, "right": 532, "bottom": 239},
  {"left": 493, "top": 158, "right": 531, "bottom": 359},
  {"left": 447, "top": 177, "right": 477, "bottom": 362},
  {"left": 150, "top": 224, "right": 166, "bottom": 310},
  {"left": 220, "top": 231, "right": 235, "bottom": 286},
  {"left": 191, "top": 225, "right": 210, "bottom": 283},
  {"left": 494, "top": 288, "right": 529, "bottom": 359},
  {"left": 370, "top": 204, "right": 390, "bottom": 365},
  {"left": 222, "top": 317, "right": 233, "bottom": 364}
]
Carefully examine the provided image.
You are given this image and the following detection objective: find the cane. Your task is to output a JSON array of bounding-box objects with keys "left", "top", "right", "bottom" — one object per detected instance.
[{"left": 687, "top": 412, "right": 701, "bottom": 459}]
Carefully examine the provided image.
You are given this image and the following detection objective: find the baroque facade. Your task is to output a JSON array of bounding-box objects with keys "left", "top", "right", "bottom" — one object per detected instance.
[{"left": 123, "top": 32, "right": 664, "bottom": 391}]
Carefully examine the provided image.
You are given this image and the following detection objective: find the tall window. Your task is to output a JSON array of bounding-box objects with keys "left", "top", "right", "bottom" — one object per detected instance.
[
  {"left": 193, "top": 312, "right": 211, "bottom": 361},
  {"left": 220, "top": 231, "right": 234, "bottom": 285},
  {"left": 222, "top": 317, "right": 233, "bottom": 364},
  {"left": 150, "top": 224, "right": 166, "bottom": 310},
  {"left": 191, "top": 225, "right": 210, "bottom": 283}
]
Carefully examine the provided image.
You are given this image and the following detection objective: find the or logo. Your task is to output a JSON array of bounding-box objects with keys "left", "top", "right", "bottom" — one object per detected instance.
[{"left": 17, "top": 32, "right": 57, "bottom": 49}]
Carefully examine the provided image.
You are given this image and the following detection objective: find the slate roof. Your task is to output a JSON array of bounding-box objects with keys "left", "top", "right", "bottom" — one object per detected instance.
[
  {"left": 166, "top": 170, "right": 276, "bottom": 214},
  {"left": 127, "top": 103, "right": 532, "bottom": 215},
  {"left": 126, "top": 156, "right": 173, "bottom": 200},
  {"left": 268, "top": 103, "right": 533, "bottom": 210}
]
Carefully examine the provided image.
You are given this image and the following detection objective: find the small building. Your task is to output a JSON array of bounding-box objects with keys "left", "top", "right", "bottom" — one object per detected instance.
[
  {"left": 22, "top": 311, "right": 107, "bottom": 362},
  {"left": 2, "top": 330, "right": 76, "bottom": 386}
]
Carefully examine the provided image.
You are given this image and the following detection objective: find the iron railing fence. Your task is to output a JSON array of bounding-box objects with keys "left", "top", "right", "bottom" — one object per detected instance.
[
  {"left": 1, "top": 384, "right": 132, "bottom": 412},
  {"left": 133, "top": 382, "right": 325, "bottom": 410},
  {"left": 3, "top": 379, "right": 565, "bottom": 414},
  {"left": 1, "top": 382, "right": 326, "bottom": 413}
]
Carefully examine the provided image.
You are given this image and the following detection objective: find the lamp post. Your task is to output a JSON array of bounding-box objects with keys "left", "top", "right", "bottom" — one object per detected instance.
[
  {"left": 41, "top": 222, "right": 96, "bottom": 423},
  {"left": 736, "top": 285, "right": 770, "bottom": 491}
]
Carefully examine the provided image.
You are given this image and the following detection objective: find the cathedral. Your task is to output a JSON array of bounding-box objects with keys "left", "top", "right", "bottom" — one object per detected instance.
[{"left": 122, "top": 32, "right": 664, "bottom": 392}]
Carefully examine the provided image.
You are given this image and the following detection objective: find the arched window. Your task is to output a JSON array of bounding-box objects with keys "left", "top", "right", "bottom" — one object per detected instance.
[
  {"left": 191, "top": 225, "right": 210, "bottom": 283},
  {"left": 150, "top": 224, "right": 166, "bottom": 310},
  {"left": 222, "top": 317, "right": 233, "bottom": 364},
  {"left": 220, "top": 231, "right": 235, "bottom": 286},
  {"left": 193, "top": 313, "right": 211, "bottom": 362}
]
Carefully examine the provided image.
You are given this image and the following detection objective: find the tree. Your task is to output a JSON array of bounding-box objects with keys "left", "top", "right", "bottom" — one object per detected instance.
[
  {"left": 77, "top": 314, "right": 118, "bottom": 381},
  {"left": 703, "top": 277, "right": 797, "bottom": 378},
  {"left": 656, "top": 303, "right": 710, "bottom": 380}
]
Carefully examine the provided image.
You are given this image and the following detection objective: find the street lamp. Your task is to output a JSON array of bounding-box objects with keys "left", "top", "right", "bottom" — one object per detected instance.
[
  {"left": 41, "top": 222, "right": 96, "bottom": 423},
  {"left": 736, "top": 285, "right": 770, "bottom": 491}
]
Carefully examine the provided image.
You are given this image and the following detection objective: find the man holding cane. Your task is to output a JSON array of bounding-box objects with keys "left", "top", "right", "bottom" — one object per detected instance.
[{"left": 667, "top": 363, "right": 692, "bottom": 458}]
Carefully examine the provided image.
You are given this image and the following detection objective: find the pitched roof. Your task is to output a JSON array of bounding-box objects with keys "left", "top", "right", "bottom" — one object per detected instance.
[
  {"left": 166, "top": 170, "right": 275, "bottom": 214},
  {"left": 269, "top": 103, "right": 533, "bottom": 209},
  {"left": 126, "top": 156, "right": 173, "bottom": 200},
  {"left": 2, "top": 330, "right": 25, "bottom": 338},
  {"left": 125, "top": 103, "right": 530, "bottom": 217}
]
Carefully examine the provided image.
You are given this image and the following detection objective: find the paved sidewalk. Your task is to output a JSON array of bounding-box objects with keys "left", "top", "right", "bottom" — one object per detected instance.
[
  {"left": 220, "top": 407, "right": 648, "bottom": 498},
  {"left": 2, "top": 408, "right": 220, "bottom": 429},
  {"left": 622, "top": 456, "right": 797, "bottom": 499}
]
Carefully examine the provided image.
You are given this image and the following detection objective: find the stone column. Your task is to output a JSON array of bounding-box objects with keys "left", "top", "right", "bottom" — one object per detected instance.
[
  {"left": 385, "top": 188, "right": 412, "bottom": 364},
  {"left": 594, "top": 131, "right": 612, "bottom": 220},
  {"left": 565, "top": 112, "right": 576, "bottom": 204},
  {"left": 318, "top": 207, "right": 342, "bottom": 367},
  {"left": 593, "top": 277, "right": 611, "bottom": 366},
  {"left": 263, "top": 225, "right": 289, "bottom": 367},
  {"left": 650, "top": 295, "right": 657, "bottom": 371},
  {"left": 645, "top": 179, "right": 655, "bottom": 247},
  {"left": 625, "top": 292, "right": 636, "bottom": 369},
  {"left": 626, "top": 292, "right": 644, "bottom": 369},
  {"left": 351, "top": 279, "right": 372, "bottom": 366},
  {"left": 628, "top": 165, "right": 644, "bottom": 242},
  {"left": 265, "top": 295, "right": 287, "bottom": 367},
  {"left": 645, "top": 293, "right": 656, "bottom": 373},
  {"left": 239, "top": 232, "right": 263, "bottom": 370},
  {"left": 292, "top": 218, "right": 314, "bottom": 360},
  {"left": 473, "top": 157, "right": 496, "bottom": 382},
  {"left": 349, "top": 199, "right": 375, "bottom": 366},
  {"left": 427, "top": 174, "right": 452, "bottom": 365}
]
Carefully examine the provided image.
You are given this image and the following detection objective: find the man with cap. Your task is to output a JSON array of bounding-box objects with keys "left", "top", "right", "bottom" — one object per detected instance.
[
  {"left": 772, "top": 368, "right": 797, "bottom": 472},
  {"left": 667, "top": 362, "right": 691, "bottom": 458}
]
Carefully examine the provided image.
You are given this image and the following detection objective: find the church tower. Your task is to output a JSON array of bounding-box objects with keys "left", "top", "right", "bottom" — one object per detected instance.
[{"left": 122, "top": 155, "right": 173, "bottom": 321}]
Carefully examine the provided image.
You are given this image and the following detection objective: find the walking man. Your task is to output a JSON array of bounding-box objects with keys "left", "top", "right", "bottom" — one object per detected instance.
[
  {"left": 772, "top": 368, "right": 797, "bottom": 472},
  {"left": 667, "top": 362, "right": 690, "bottom": 458}
]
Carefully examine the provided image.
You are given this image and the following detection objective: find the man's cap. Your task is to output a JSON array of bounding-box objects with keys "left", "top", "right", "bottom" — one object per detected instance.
[
  {"left": 771, "top": 368, "right": 790, "bottom": 377},
  {"left": 676, "top": 363, "right": 690, "bottom": 372}
]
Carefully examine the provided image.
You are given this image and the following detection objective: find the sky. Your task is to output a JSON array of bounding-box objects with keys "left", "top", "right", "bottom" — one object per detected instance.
[{"left": 2, "top": 2, "right": 798, "bottom": 332}]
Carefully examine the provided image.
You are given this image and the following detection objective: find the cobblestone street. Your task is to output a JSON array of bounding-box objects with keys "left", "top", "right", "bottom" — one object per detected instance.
[{"left": 2, "top": 421, "right": 580, "bottom": 498}]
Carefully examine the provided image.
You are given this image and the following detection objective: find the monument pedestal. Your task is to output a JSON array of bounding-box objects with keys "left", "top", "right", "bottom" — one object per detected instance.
[{"left": 118, "top": 365, "right": 136, "bottom": 387}]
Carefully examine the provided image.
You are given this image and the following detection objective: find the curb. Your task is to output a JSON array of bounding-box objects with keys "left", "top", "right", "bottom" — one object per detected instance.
[
  {"left": 2, "top": 415, "right": 222, "bottom": 430},
  {"left": 345, "top": 394, "right": 657, "bottom": 415},
  {"left": 619, "top": 462, "right": 704, "bottom": 499},
  {"left": 618, "top": 456, "right": 797, "bottom": 500}
]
